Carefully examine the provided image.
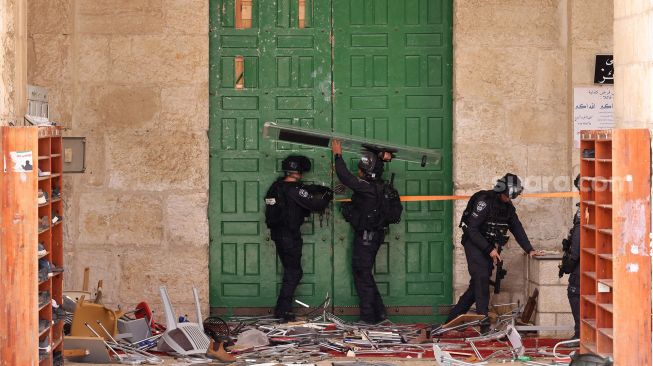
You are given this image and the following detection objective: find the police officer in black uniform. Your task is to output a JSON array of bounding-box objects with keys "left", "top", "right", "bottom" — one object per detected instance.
[
  {"left": 446, "top": 173, "right": 539, "bottom": 324},
  {"left": 331, "top": 139, "right": 391, "bottom": 323},
  {"left": 264, "top": 155, "right": 332, "bottom": 322},
  {"left": 560, "top": 174, "right": 581, "bottom": 341}
]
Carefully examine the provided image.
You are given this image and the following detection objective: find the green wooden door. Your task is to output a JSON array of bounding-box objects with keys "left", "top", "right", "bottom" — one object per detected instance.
[
  {"left": 332, "top": 0, "right": 452, "bottom": 320},
  {"left": 209, "top": 0, "right": 334, "bottom": 314},
  {"left": 209, "top": 0, "right": 452, "bottom": 321}
]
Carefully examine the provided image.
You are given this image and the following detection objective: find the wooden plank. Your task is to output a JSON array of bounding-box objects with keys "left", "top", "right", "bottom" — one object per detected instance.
[
  {"left": 612, "top": 129, "right": 651, "bottom": 366},
  {"left": 0, "top": 126, "right": 39, "bottom": 366},
  {"left": 235, "top": 0, "right": 253, "bottom": 29}
]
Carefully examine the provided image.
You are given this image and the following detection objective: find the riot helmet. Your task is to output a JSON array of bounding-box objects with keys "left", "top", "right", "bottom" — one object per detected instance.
[
  {"left": 493, "top": 173, "right": 523, "bottom": 199},
  {"left": 282, "top": 155, "right": 311, "bottom": 174},
  {"left": 358, "top": 151, "right": 384, "bottom": 180}
]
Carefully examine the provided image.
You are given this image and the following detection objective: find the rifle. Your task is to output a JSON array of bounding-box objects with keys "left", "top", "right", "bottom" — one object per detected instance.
[
  {"left": 558, "top": 237, "right": 572, "bottom": 278},
  {"left": 485, "top": 222, "right": 510, "bottom": 294}
]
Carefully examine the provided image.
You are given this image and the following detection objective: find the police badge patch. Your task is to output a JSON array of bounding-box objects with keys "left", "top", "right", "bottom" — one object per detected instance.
[
  {"left": 299, "top": 188, "right": 309, "bottom": 198},
  {"left": 476, "top": 201, "right": 487, "bottom": 212}
]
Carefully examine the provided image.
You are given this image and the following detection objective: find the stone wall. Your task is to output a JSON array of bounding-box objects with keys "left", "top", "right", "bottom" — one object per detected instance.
[
  {"left": 453, "top": 0, "right": 571, "bottom": 307},
  {"left": 452, "top": 0, "right": 613, "bottom": 318},
  {"left": 27, "top": 0, "right": 210, "bottom": 317},
  {"left": 0, "top": 0, "right": 26, "bottom": 125},
  {"left": 25, "top": 0, "right": 614, "bottom": 321}
]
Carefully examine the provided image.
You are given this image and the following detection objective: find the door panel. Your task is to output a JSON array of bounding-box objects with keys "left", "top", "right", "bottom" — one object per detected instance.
[
  {"left": 332, "top": 0, "right": 452, "bottom": 320},
  {"left": 209, "top": 0, "right": 452, "bottom": 320},
  {"left": 209, "top": 0, "right": 333, "bottom": 313}
]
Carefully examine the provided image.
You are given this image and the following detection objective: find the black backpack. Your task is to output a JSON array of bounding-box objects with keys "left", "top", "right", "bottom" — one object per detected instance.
[
  {"left": 341, "top": 174, "right": 402, "bottom": 229},
  {"left": 264, "top": 180, "right": 286, "bottom": 229},
  {"left": 378, "top": 176, "right": 402, "bottom": 226}
]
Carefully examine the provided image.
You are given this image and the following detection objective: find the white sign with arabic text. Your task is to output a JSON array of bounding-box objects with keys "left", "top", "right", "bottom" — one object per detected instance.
[{"left": 573, "top": 86, "right": 614, "bottom": 147}]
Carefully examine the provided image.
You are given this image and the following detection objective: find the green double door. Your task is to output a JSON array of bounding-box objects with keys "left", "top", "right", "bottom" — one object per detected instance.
[{"left": 209, "top": 0, "right": 453, "bottom": 321}]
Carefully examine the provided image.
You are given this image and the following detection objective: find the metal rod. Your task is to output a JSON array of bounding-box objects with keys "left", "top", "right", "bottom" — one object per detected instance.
[
  {"left": 95, "top": 320, "right": 163, "bottom": 364},
  {"left": 84, "top": 322, "right": 123, "bottom": 361}
]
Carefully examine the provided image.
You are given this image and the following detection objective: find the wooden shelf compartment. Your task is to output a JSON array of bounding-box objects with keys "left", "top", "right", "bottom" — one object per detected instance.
[
  {"left": 595, "top": 137, "right": 612, "bottom": 159},
  {"left": 598, "top": 303, "right": 613, "bottom": 313},
  {"left": 582, "top": 318, "right": 597, "bottom": 329},
  {"left": 599, "top": 328, "right": 614, "bottom": 339},
  {"left": 582, "top": 294, "right": 597, "bottom": 305},
  {"left": 582, "top": 247, "right": 596, "bottom": 255},
  {"left": 582, "top": 342, "right": 598, "bottom": 355}
]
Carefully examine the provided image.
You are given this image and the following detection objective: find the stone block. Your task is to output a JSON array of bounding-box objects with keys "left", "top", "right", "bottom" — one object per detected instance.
[
  {"left": 455, "top": 0, "right": 561, "bottom": 48},
  {"left": 66, "top": 248, "right": 123, "bottom": 307},
  {"left": 164, "top": 0, "right": 208, "bottom": 35},
  {"left": 119, "top": 246, "right": 209, "bottom": 308},
  {"left": 571, "top": 0, "right": 614, "bottom": 48},
  {"left": 556, "top": 312, "right": 575, "bottom": 337},
  {"left": 165, "top": 192, "right": 209, "bottom": 247},
  {"left": 107, "top": 130, "right": 208, "bottom": 191},
  {"left": 529, "top": 257, "right": 539, "bottom": 283},
  {"left": 48, "top": 84, "right": 73, "bottom": 125},
  {"left": 536, "top": 312, "right": 557, "bottom": 336},
  {"left": 537, "top": 285, "right": 569, "bottom": 313},
  {"left": 109, "top": 35, "right": 208, "bottom": 85},
  {"left": 633, "top": 14, "right": 653, "bottom": 65},
  {"left": 77, "top": 132, "right": 106, "bottom": 188},
  {"left": 511, "top": 198, "right": 569, "bottom": 247},
  {"left": 28, "top": 0, "right": 73, "bottom": 35},
  {"left": 505, "top": 103, "right": 566, "bottom": 145},
  {"left": 536, "top": 49, "right": 566, "bottom": 104},
  {"left": 77, "top": 192, "right": 164, "bottom": 246},
  {"left": 76, "top": 0, "right": 164, "bottom": 34},
  {"left": 74, "top": 84, "right": 161, "bottom": 131},
  {"left": 160, "top": 85, "right": 209, "bottom": 131},
  {"left": 453, "top": 142, "right": 528, "bottom": 188},
  {"left": 572, "top": 47, "right": 613, "bottom": 85},
  {"left": 27, "top": 34, "right": 72, "bottom": 86},
  {"left": 455, "top": 47, "right": 538, "bottom": 103},
  {"left": 454, "top": 101, "right": 505, "bottom": 144},
  {"left": 531, "top": 258, "right": 566, "bottom": 285},
  {"left": 78, "top": 36, "right": 111, "bottom": 83},
  {"left": 526, "top": 145, "right": 569, "bottom": 179},
  {"left": 621, "top": 64, "right": 653, "bottom": 124}
]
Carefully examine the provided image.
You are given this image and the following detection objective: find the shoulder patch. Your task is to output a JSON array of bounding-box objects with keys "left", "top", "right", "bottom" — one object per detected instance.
[
  {"left": 298, "top": 188, "right": 309, "bottom": 198},
  {"left": 476, "top": 201, "right": 487, "bottom": 212}
]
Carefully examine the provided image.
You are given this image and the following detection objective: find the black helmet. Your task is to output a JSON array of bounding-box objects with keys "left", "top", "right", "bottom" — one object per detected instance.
[
  {"left": 358, "top": 151, "right": 384, "bottom": 180},
  {"left": 282, "top": 155, "right": 311, "bottom": 173},
  {"left": 574, "top": 174, "right": 580, "bottom": 190},
  {"left": 493, "top": 173, "right": 523, "bottom": 199}
]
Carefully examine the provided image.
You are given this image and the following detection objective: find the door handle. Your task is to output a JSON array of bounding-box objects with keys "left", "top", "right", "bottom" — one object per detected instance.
[{"left": 395, "top": 234, "right": 400, "bottom": 240}]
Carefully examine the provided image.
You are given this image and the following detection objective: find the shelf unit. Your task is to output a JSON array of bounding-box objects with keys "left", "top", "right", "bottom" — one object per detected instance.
[
  {"left": 37, "top": 126, "right": 65, "bottom": 366},
  {"left": 0, "top": 126, "right": 64, "bottom": 365},
  {"left": 579, "top": 129, "right": 651, "bottom": 365},
  {"left": 1, "top": 127, "right": 39, "bottom": 365}
]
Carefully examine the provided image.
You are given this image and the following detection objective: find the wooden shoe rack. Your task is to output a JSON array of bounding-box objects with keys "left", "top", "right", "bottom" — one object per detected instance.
[
  {"left": 579, "top": 129, "right": 651, "bottom": 365},
  {"left": 37, "top": 126, "right": 65, "bottom": 365},
  {"left": 0, "top": 126, "right": 64, "bottom": 365}
]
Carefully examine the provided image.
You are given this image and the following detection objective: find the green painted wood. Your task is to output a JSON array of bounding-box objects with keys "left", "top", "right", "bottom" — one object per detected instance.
[
  {"left": 209, "top": 0, "right": 453, "bottom": 320},
  {"left": 332, "top": 0, "right": 453, "bottom": 319},
  {"left": 209, "top": 0, "right": 333, "bottom": 311}
]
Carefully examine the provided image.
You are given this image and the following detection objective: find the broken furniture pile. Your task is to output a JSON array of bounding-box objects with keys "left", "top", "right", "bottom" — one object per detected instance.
[{"left": 59, "top": 283, "right": 612, "bottom": 365}]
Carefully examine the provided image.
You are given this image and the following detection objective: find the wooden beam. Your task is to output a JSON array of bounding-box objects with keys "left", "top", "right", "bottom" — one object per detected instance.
[
  {"left": 612, "top": 129, "right": 651, "bottom": 365},
  {"left": 0, "top": 126, "right": 38, "bottom": 365}
]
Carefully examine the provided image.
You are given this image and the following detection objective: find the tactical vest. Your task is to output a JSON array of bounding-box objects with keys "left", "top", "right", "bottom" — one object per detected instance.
[{"left": 460, "top": 190, "right": 512, "bottom": 243}]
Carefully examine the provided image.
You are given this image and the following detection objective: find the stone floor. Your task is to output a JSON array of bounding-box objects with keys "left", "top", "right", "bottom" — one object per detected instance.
[{"left": 67, "top": 355, "right": 559, "bottom": 365}]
